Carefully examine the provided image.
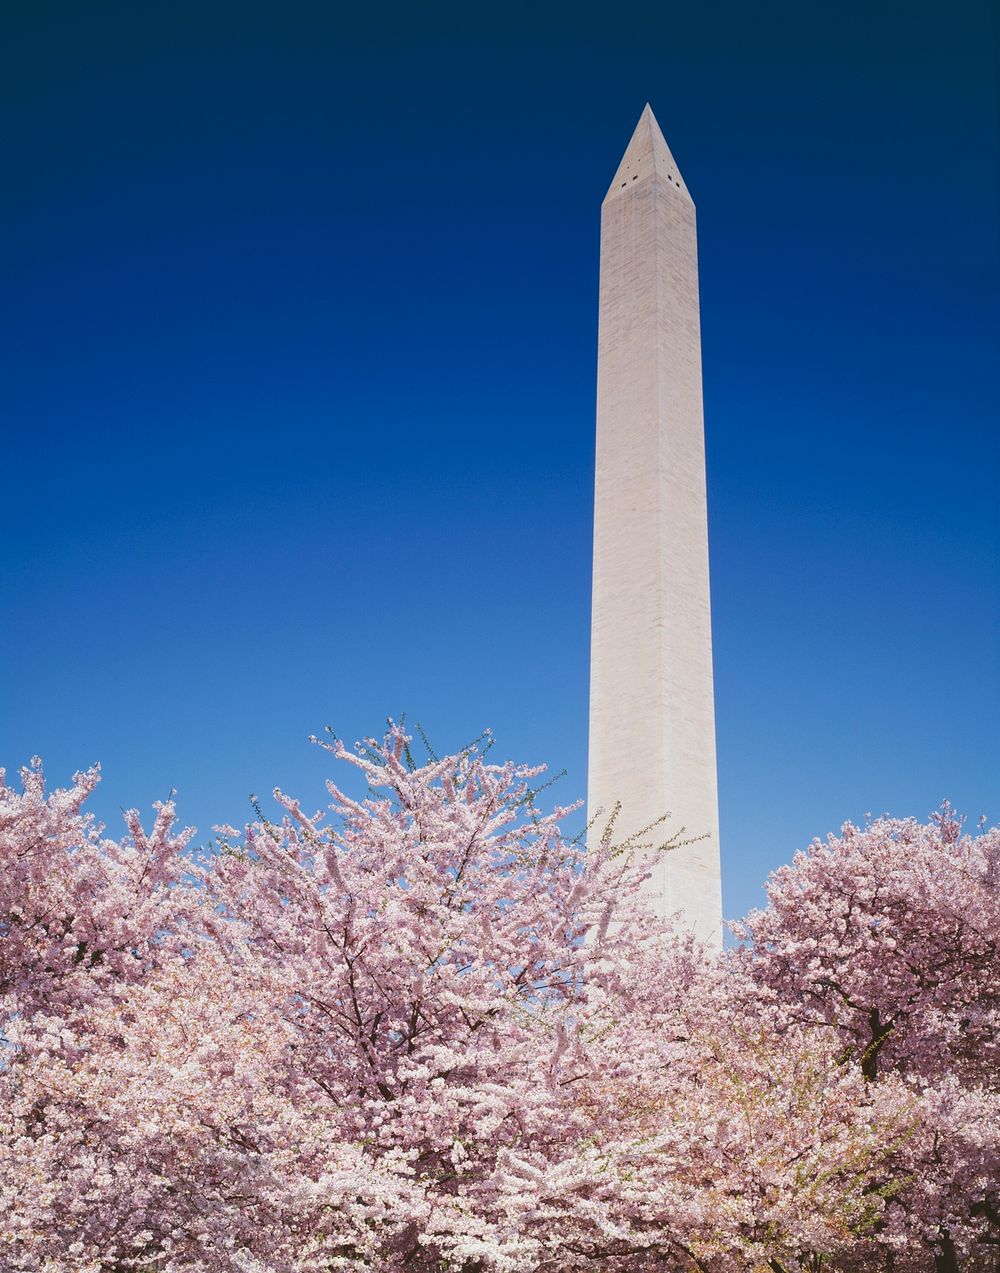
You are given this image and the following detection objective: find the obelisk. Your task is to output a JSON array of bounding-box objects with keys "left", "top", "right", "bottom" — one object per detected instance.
[{"left": 588, "top": 104, "right": 722, "bottom": 947}]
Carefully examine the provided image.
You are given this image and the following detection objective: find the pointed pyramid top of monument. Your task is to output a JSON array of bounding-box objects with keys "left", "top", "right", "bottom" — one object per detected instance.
[{"left": 604, "top": 103, "right": 692, "bottom": 205}]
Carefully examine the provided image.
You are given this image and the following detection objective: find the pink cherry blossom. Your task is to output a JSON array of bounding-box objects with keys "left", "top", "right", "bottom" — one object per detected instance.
[
  {"left": 735, "top": 805, "right": 1000, "bottom": 1269},
  {"left": 2, "top": 734, "right": 995, "bottom": 1270}
]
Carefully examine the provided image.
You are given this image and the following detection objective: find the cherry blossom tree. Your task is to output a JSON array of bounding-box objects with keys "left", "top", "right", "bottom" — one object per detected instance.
[
  {"left": 736, "top": 807, "right": 1000, "bottom": 1271},
  {"left": 0, "top": 759, "right": 207, "bottom": 1270},
  {"left": 0, "top": 759, "right": 193, "bottom": 1035}
]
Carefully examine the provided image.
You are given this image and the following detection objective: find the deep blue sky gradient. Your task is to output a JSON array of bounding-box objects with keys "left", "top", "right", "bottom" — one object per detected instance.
[{"left": 3, "top": 1, "right": 998, "bottom": 923}]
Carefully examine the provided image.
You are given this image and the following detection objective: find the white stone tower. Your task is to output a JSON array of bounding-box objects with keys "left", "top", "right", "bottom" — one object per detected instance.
[{"left": 588, "top": 104, "right": 722, "bottom": 947}]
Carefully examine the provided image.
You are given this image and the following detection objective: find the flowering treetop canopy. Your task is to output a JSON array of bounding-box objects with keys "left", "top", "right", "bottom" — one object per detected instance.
[{"left": 1, "top": 729, "right": 996, "bottom": 1271}]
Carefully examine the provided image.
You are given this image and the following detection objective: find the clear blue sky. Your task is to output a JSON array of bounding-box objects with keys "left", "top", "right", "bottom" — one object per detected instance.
[{"left": 3, "top": 1, "right": 997, "bottom": 923}]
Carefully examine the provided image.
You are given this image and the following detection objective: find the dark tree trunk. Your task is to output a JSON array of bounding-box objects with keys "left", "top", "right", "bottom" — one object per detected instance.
[
  {"left": 934, "top": 1227, "right": 960, "bottom": 1273},
  {"left": 862, "top": 1005, "right": 892, "bottom": 1080}
]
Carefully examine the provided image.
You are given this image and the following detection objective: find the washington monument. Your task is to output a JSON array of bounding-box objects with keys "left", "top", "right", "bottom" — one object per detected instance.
[{"left": 588, "top": 105, "right": 723, "bottom": 947}]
